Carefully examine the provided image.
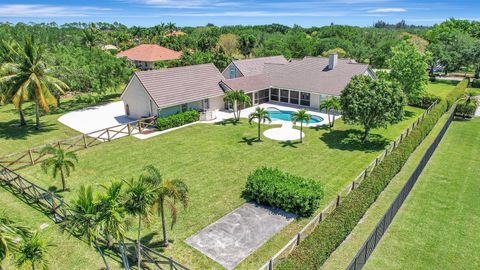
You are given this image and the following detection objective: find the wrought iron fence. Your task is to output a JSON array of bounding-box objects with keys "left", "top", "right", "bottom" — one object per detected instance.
[{"left": 346, "top": 105, "right": 456, "bottom": 270}]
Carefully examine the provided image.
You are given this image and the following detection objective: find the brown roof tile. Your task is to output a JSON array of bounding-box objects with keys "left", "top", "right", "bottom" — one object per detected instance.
[{"left": 230, "top": 55, "right": 288, "bottom": 77}]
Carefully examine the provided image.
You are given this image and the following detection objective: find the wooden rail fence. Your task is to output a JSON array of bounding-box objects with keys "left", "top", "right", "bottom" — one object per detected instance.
[
  {"left": 0, "top": 116, "right": 156, "bottom": 171},
  {"left": 258, "top": 101, "right": 438, "bottom": 270}
]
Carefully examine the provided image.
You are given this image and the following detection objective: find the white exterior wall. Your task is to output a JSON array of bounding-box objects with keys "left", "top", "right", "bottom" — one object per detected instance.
[
  {"left": 121, "top": 76, "right": 158, "bottom": 119},
  {"left": 310, "top": 93, "right": 320, "bottom": 109},
  {"left": 209, "top": 95, "right": 225, "bottom": 111}
]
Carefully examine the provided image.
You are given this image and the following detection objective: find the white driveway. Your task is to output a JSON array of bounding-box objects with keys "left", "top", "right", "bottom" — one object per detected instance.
[{"left": 58, "top": 101, "right": 133, "bottom": 134}]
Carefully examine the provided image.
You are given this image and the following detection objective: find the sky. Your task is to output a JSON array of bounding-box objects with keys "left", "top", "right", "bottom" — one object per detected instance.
[{"left": 0, "top": 0, "right": 478, "bottom": 27}]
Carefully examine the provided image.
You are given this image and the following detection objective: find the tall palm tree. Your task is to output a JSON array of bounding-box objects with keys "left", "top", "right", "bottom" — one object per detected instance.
[
  {"left": 141, "top": 165, "right": 188, "bottom": 247},
  {"left": 319, "top": 97, "right": 341, "bottom": 128},
  {"left": 223, "top": 90, "right": 251, "bottom": 121},
  {"left": 248, "top": 107, "right": 272, "bottom": 141},
  {"left": 123, "top": 177, "right": 156, "bottom": 269},
  {"left": 40, "top": 146, "right": 78, "bottom": 192},
  {"left": 0, "top": 35, "right": 69, "bottom": 130},
  {"left": 291, "top": 109, "right": 311, "bottom": 143},
  {"left": 14, "top": 232, "right": 49, "bottom": 270}
]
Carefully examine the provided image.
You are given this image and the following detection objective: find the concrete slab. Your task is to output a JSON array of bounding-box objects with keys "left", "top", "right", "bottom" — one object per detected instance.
[
  {"left": 186, "top": 203, "right": 296, "bottom": 269},
  {"left": 263, "top": 122, "right": 304, "bottom": 141}
]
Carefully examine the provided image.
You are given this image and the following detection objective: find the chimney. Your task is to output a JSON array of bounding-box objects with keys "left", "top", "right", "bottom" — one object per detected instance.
[{"left": 328, "top": 54, "right": 338, "bottom": 70}]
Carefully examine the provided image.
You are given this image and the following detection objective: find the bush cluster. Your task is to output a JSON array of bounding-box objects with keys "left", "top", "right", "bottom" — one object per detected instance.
[
  {"left": 456, "top": 101, "right": 477, "bottom": 118},
  {"left": 409, "top": 92, "right": 440, "bottom": 109},
  {"left": 445, "top": 79, "right": 469, "bottom": 109},
  {"left": 243, "top": 167, "right": 324, "bottom": 217},
  {"left": 156, "top": 110, "right": 200, "bottom": 131},
  {"left": 276, "top": 84, "right": 465, "bottom": 269}
]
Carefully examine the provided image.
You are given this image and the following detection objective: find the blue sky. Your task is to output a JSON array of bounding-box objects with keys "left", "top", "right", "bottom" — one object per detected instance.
[{"left": 0, "top": 0, "right": 478, "bottom": 27}]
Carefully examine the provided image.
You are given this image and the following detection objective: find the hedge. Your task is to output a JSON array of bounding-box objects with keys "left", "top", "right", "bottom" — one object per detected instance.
[
  {"left": 409, "top": 92, "right": 441, "bottom": 109},
  {"left": 276, "top": 83, "right": 466, "bottom": 269},
  {"left": 445, "top": 79, "right": 469, "bottom": 109},
  {"left": 156, "top": 110, "right": 200, "bottom": 131},
  {"left": 243, "top": 167, "right": 324, "bottom": 217},
  {"left": 456, "top": 101, "right": 477, "bottom": 118}
]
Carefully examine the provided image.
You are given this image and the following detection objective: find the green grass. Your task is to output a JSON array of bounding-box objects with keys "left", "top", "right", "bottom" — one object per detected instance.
[
  {"left": 426, "top": 80, "right": 458, "bottom": 99},
  {"left": 17, "top": 106, "right": 423, "bottom": 269},
  {"left": 364, "top": 118, "right": 480, "bottom": 270},
  {"left": 467, "top": 88, "right": 480, "bottom": 96},
  {"left": 320, "top": 108, "right": 454, "bottom": 270}
]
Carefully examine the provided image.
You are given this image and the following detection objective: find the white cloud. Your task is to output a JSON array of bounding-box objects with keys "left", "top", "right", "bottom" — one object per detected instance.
[
  {"left": 158, "top": 11, "right": 348, "bottom": 17},
  {"left": 136, "top": 0, "right": 241, "bottom": 8},
  {"left": 367, "top": 8, "right": 407, "bottom": 13},
  {"left": 0, "top": 4, "right": 111, "bottom": 17}
]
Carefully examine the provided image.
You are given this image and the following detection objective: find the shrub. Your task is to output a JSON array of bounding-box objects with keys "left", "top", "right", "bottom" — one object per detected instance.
[
  {"left": 456, "top": 101, "right": 477, "bottom": 118},
  {"left": 409, "top": 92, "right": 440, "bottom": 109},
  {"left": 445, "top": 79, "right": 469, "bottom": 110},
  {"left": 243, "top": 167, "right": 324, "bottom": 217},
  {"left": 156, "top": 110, "right": 199, "bottom": 131},
  {"left": 75, "top": 94, "right": 102, "bottom": 105},
  {"left": 276, "top": 88, "right": 462, "bottom": 269}
]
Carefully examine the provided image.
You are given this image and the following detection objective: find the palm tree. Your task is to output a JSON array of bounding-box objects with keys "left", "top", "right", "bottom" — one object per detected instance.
[
  {"left": 248, "top": 107, "right": 272, "bottom": 141},
  {"left": 0, "top": 35, "right": 69, "bottom": 130},
  {"left": 319, "top": 97, "right": 341, "bottom": 128},
  {"left": 123, "top": 177, "right": 156, "bottom": 269},
  {"left": 141, "top": 165, "right": 188, "bottom": 247},
  {"left": 40, "top": 146, "right": 78, "bottom": 192},
  {"left": 291, "top": 109, "right": 311, "bottom": 143},
  {"left": 0, "top": 212, "right": 30, "bottom": 265},
  {"left": 223, "top": 90, "right": 251, "bottom": 121},
  {"left": 14, "top": 232, "right": 49, "bottom": 270},
  {"left": 97, "top": 181, "right": 126, "bottom": 246}
]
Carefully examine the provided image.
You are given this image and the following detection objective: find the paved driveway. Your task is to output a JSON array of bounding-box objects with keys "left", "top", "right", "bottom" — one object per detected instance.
[{"left": 58, "top": 101, "right": 133, "bottom": 134}]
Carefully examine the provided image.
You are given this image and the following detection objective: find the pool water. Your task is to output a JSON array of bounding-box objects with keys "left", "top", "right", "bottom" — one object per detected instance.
[{"left": 266, "top": 108, "right": 323, "bottom": 123}]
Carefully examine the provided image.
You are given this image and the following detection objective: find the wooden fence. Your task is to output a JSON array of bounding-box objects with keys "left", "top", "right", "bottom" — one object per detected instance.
[
  {"left": 0, "top": 116, "right": 157, "bottom": 171},
  {"left": 258, "top": 101, "right": 438, "bottom": 270}
]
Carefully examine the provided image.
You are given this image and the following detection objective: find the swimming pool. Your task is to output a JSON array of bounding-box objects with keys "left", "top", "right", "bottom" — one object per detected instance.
[{"left": 266, "top": 107, "right": 324, "bottom": 124}]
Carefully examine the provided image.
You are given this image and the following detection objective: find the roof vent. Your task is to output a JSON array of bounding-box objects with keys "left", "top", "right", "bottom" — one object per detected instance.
[{"left": 328, "top": 54, "right": 338, "bottom": 70}]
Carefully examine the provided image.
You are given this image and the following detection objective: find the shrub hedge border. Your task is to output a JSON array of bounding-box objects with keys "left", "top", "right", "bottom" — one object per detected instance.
[{"left": 273, "top": 79, "right": 468, "bottom": 270}]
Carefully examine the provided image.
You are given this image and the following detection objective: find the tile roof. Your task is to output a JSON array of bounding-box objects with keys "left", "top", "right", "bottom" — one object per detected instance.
[
  {"left": 134, "top": 64, "right": 225, "bottom": 108},
  {"left": 230, "top": 55, "right": 288, "bottom": 77},
  {"left": 221, "top": 74, "right": 270, "bottom": 93},
  {"left": 117, "top": 44, "right": 182, "bottom": 62}
]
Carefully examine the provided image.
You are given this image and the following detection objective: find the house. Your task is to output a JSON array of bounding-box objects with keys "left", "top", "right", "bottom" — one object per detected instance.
[
  {"left": 116, "top": 44, "right": 182, "bottom": 70},
  {"left": 121, "top": 54, "right": 375, "bottom": 119},
  {"left": 222, "top": 55, "right": 288, "bottom": 79},
  {"left": 164, "top": 30, "right": 187, "bottom": 37}
]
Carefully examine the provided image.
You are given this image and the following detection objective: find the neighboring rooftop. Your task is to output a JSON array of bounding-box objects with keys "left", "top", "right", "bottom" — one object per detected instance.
[
  {"left": 134, "top": 64, "right": 224, "bottom": 108},
  {"left": 228, "top": 55, "right": 288, "bottom": 77},
  {"left": 117, "top": 44, "right": 182, "bottom": 62}
]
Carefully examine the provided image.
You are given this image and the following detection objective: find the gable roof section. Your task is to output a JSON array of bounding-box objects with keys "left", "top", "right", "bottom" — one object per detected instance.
[
  {"left": 134, "top": 64, "right": 225, "bottom": 108},
  {"left": 117, "top": 44, "right": 182, "bottom": 62},
  {"left": 229, "top": 55, "right": 288, "bottom": 77},
  {"left": 221, "top": 74, "right": 271, "bottom": 93}
]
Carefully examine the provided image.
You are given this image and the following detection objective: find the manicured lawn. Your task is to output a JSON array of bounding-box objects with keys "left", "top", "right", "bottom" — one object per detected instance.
[
  {"left": 364, "top": 118, "right": 480, "bottom": 270},
  {"left": 19, "top": 106, "right": 423, "bottom": 269},
  {"left": 320, "top": 109, "right": 454, "bottom": 270},
  {"left": 468, "top": 88, "right": 480, "bottom": 96},
  {"left": 426, "top": 80, "right": 457, "bottom": 99}
]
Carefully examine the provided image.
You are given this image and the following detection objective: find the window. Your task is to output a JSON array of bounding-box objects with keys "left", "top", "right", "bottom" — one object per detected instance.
[
  {"left": 256, "top": 89, "right": 270, "bottom": 104},
  {"left": 181, "top": 103, "right": 188, "bottom": 112},
  {"left": 289, "top": 91, "right": 299, "bottom": 104},
  {"left": 300, "top": 92, "right": 311, "bottom": 106},
  {"left": 280, "top": 89, "right": 289, "bottom": 103},
  {"left": 203, "top": 99, "right": 210, "bottom": 111},
  {"left": 270, "top": 88, "right": 279, "bottom": 101},
  {"left": 229, "top": 66, "right": 236, "bottom": 78}
]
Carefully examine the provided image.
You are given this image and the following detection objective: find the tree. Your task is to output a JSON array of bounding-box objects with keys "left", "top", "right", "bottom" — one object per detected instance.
[
  {"left": 387, "top": 41, "right": 429, "bottom": 103},
  {"left": 238, "top": 34, "right": 257, "bottom": 58},
  {"left": 319, "top": 97, "right": 341, "bottom": 128},
  {"left": 141, "top": 165, "right": 189, "bottom": 247},
  {"left": 15, "top": 232, "right": 49, "bottom": 270},
  {"left": 321, "top": 48, "right": 347, "bottom": 58},
  {"left": 123, "top": 177, "right": 156, "bottom": 269},
  {"left": 217, "top": 34, "right": 239, "bottom": 55},
  {"left": 40, "top": 146, "right": 78, "bottom": 192},
  {"left": 291, "top": 109, "right": 311, "bottom": 143},
  {"left": 0, "top": 212, "right": 30, "bottom": 265},
  {"left": 223, "top": 90, "right": 251, "bottom": 121},
  {"left": 97, "top": 181, "right": 126, "bottom": 247},
  {"left": 340, "top": 75, "right": 406, "bottom": 142},
  {"left": 0, "top": 35, "right": 69, "bottom": 130},
  {"left": 248, "top": 107, "right": 272, "bottom": 141}
]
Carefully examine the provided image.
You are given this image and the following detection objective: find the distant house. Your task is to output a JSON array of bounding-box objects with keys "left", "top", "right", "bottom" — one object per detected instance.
[
  {"left": 116, "top": 44, "right": 182, "bottom": 70},
  {"left": 121, "top": 54, "right": 375, "bottom": 119},
  {"left": 164, "top": 30, "right": 187, "bottom": 37}
]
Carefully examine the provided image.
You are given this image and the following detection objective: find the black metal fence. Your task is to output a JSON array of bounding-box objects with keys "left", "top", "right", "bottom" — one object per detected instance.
[{"left": 346, "top": 106, "right": 456, "bottom": 270}]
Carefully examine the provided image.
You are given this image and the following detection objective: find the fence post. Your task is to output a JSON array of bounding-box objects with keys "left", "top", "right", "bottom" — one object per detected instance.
[
  {"left": 336, "top": 195, "right": 341, "bottom": 207},
  {"left": 106, "top": 129, "right": 111, "bottom": 142},
  {"left": 296, "top": 233, "right": 301, "bottom": 245},
  {"left": 138, "top": 121, "right": 143, "bottom": 134},
  {"left": 83, "top": 134, "right": 88, "bottom": 148},
  {"left": 351, "top": 180, "right": 356, "bottom": 191},
  {"left": 127, "top": 123, "right": 132, "bottom": 136},
  {"left": 375, "top": 157, "right": 379, "bottom": 166},
  {"left": 268, "top": 258, "right": 274, "bottom": 270},
  {"left": 28, "top": 149, "right": 34, "bottom": 165}
]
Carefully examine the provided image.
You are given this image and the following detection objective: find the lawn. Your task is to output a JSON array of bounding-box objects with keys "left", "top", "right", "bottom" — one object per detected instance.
[
  {"left": 467, "top": 88, "right": 480, "bottom": 96},
  {"left": 18, "top": 106, "right": 423, "bottom": 269},
  {"left": 364, "top": 118, "right": 480, "bottom": 270},
  {"left": 426, "top": 80, "right": 457, "bottom": 99}
]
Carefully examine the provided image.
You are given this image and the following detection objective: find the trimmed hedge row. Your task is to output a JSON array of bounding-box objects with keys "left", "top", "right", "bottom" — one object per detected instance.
[
  {"left": 456, "top": 101, "right": 477, "bottom": 118},
  {"left": 244, "top": 167, "right": 324, "bottom": 217},
  {"left": 445, "top": 79, "right": 469, "bottom": 109},
  {"left": 276, "top": 85, "right": 464, "bottom": 269},
  {"left": 409, "top": 92, "right": 440, "bottom": 109},
  {"left": 156, "top": 110, "right": 200, "bottom": 131}
]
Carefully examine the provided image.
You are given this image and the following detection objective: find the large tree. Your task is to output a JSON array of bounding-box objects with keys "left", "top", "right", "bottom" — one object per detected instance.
[
  {"left": 387, "top": 41, "right": 429, "bottom": 103},
  {"left": 340, "top": 75, "right": 406, "bottom": 142},
  {"left": 223, "top": 90, "right": 251, "bottom": 121},
  {"left": 238, "top": 34, "right": 257, "bottom": 58},
  {"left": 40, "top": 146, "right": 78, "bottom": 192}
]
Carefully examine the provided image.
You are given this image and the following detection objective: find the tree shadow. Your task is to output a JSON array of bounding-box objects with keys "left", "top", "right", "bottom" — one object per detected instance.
[
  {"left": 320, "top": 129, "right": 389, "bottom": 152},
  {"left": 279, "top": 140, "right": 301, "bottom": 148},
  {"left": 238, "top": 137, "right": 258, "bottom": 145},
  {"left": 0, "top": 119, "right": 57, "bottom": 141},
  {"left": 139, "top": 232, "right": 166, "bottom": 251},
  {"left": 309, "top": 125, "right": 330, "bottom": 132},
  {"left": 215, "top": 118, "right": 239, "bottom": 126}
]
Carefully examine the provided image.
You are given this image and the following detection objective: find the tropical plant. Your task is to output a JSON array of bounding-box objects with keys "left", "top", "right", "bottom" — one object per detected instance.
[
  {"left": 291, "top": 109, "right": 311, "bottom": 143},
  {"left": 248, "top": 107, "right": 272, "bottom": 141},
  {"left": 319, "top": 97, "right": 341, "bottom": 128},
  {"left": 141, "top": 165, "right": 188, "bottom": 247},
  {"left": 123, "top": 177, "right": 156, "bottom": 269},
  {"left": 14, "top": 232, "right": 50, "bottom": 270},
  {"left": 97, "top": 181, "right": 126, "bottom": 246},
  {"left": 0, "top": 35, "right": 69, "bottom": 130},
  {"left": 40, "top": 146, "right": 78, "bottom": 191},
  {"left": 0, "top": 212, "right": 30, "bottom": 265},
  {"left": 238, "top": 34, "right": 257, "bottom": 58},
  {"left": 223, "top": 90, "right": 251, "bottom": 121}
]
